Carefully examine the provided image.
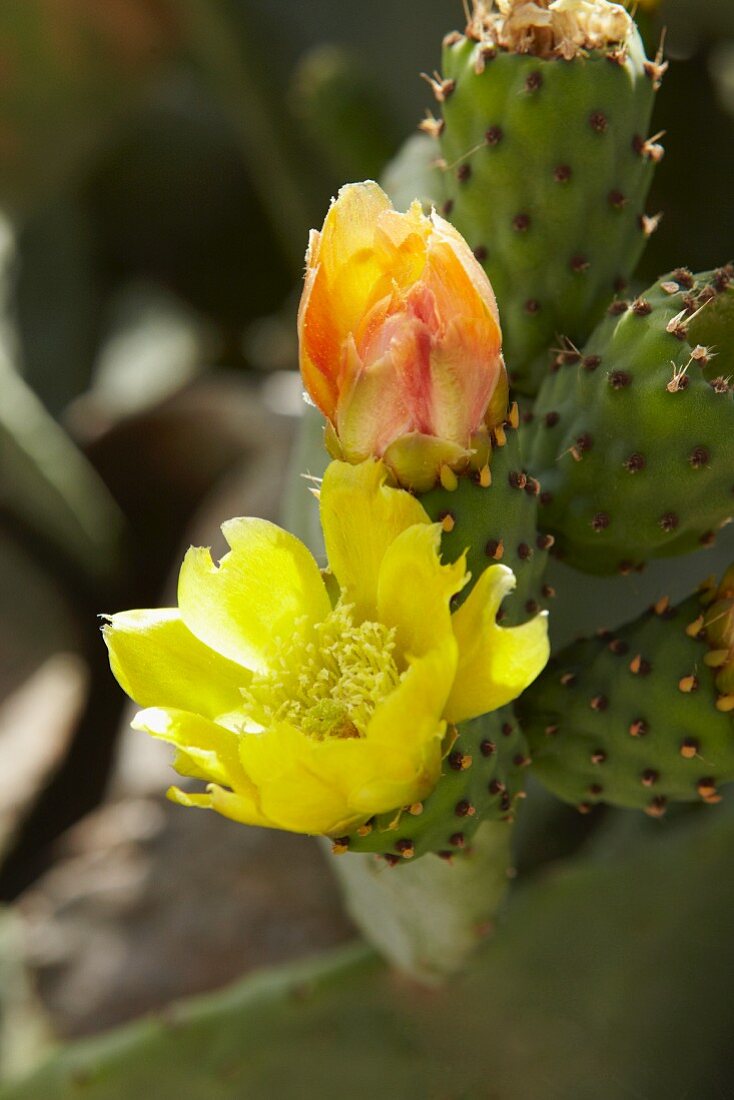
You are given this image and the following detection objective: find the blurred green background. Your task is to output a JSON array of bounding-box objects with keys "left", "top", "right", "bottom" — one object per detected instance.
[{"left": 0, "top": 0, "right": 733, "bottom": 1088}]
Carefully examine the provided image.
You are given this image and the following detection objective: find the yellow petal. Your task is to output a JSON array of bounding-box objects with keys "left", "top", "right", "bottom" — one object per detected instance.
[
  {"left": 239, "top": 722, "right": 361, "bottom": 835},
  {"left": 367, "top": 639, "right": 454, "bottom": 759},
  {"left": 445, "top": 565, "right": 550, "bottom": 723},
  {"left": 320, "top": 459, "right": 430, "bottom": 621},
  {"left": 167, "top": 783, "right": 272, "bottom": 829},
  {"left": 429, "top": 211, "right": 501, "bottom": 330},
  {"left": 132, "top": 706, "right": 250, "bottom": 792},
  {"left": 318, "top": 182, "right": 393, "bottom": 335},
  {"left": 103, "top": 608, "right": 247, "bottom": 718},
  {"left": 377, "top": 523, "right": 467, "bottom": 661},
  {"left": 178, "top": 518, "right": 331, "bottom": 673},
  {"left": 315, "top": 733, "right": 441, "bottom": 818}
]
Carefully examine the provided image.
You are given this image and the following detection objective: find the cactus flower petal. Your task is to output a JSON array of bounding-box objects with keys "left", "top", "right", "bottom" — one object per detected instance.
[
  {"left": 319, "top": 458, "right": 430, "bottom": 622},
  {"left": 445, "top": 565, "right": 551, "bottom": 724},
  {"left": 177, "top": 518, "right": 331, "bottom": 674},
  {"left": 103, "top": 608, "right": 248, "bottom": 718}
]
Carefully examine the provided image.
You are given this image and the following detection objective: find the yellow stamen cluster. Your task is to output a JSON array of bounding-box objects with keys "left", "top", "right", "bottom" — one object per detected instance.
[{"left": 242, "top": 604, "right": 401, "bottom": 740}]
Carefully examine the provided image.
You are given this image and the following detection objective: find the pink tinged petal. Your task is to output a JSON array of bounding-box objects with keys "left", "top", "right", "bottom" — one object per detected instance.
[
  {"left": 335, "top": 337, "right": 413, "bottom": 460},
  {"left": 427, "top": 315, "right": 503, "bottom": 442},
  {"left": 178, "top": 518, "right": 331, "bottom": 674}
]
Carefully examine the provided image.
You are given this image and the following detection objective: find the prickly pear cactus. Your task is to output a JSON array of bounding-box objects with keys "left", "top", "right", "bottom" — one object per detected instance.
[
  {"left": 519, "top": 570, "right": 734, "bottom": 815},
  {"left": 430, "top": 0, "right": 664, "bottom": 394},
  {"left": 525, "top": 266, "right": 734, "bottom": 574}
]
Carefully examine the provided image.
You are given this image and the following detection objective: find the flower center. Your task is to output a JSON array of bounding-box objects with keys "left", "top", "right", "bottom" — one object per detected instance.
[{"left": 241, "top": 603, "right": 401, "bottom": 739}]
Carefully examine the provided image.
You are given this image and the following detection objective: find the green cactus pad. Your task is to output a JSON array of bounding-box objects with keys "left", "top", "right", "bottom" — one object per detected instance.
[
  {"left": 519, "top": 586, "right": 734, "bottom": 815},
  {"left": 525, "top": 266, "right": 734, "bottom": 574},
  {"left": 434, "top": 17, "right": 659, "bottom": 395}
]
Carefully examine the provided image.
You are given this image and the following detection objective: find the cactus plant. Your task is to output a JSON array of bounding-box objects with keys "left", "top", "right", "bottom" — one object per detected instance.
[{"left": 11, "top": 0, "right": 726, "bottom": 1091}]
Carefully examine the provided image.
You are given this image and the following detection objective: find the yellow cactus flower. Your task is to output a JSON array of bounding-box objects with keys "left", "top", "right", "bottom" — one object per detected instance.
[
  {"left": 298, "top": 181, "right": 508, "bottom": 492},
  {"left": 104, "top": 461, "right": 548, "bottom": 837}
]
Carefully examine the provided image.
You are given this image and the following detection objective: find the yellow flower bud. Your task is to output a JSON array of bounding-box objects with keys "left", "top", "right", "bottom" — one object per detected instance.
[{"left": 298, "top": 182, "right": 507, "bottom": 491}]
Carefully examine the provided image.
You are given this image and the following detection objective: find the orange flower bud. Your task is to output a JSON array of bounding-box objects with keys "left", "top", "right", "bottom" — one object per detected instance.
[{"left": 298, "top": 181, "right": 507, "bottom": 490}]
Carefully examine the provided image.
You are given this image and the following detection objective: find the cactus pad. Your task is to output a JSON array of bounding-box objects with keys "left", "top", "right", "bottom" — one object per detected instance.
[
  {"left": 519, "top": 578, "right": 734, "bottom": 815},
  {"left": 525, "top": 266, "right": 734, "bottom": 574},
  {"left": 433, "top": 4, "right": 660, "bottom": 394}
]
